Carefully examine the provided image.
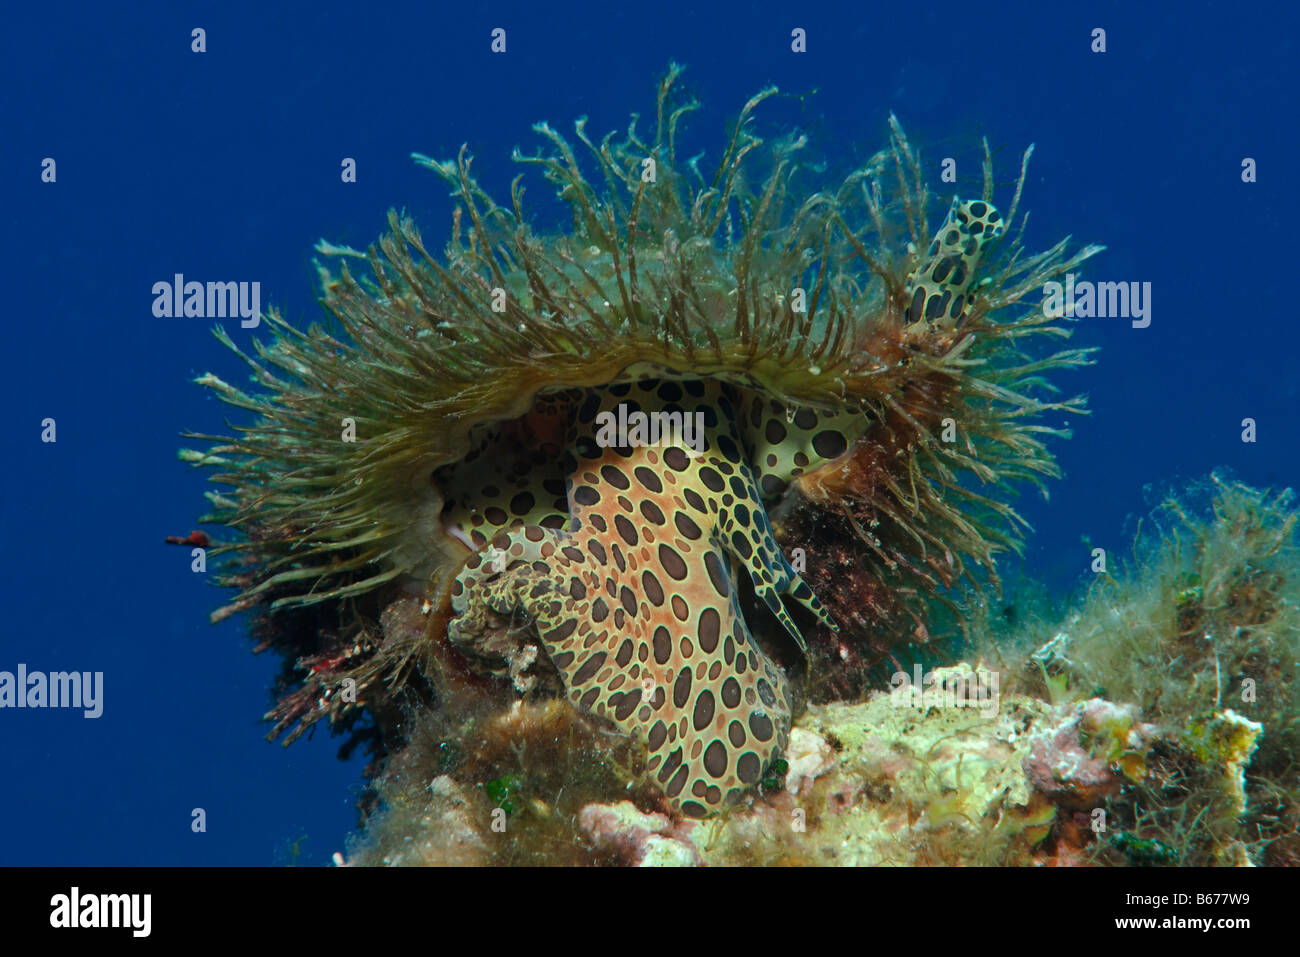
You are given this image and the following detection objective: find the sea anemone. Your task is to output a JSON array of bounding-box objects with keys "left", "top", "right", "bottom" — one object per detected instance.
[{"left": 181, "top": 64, "right": 1100, "bottom": 816}]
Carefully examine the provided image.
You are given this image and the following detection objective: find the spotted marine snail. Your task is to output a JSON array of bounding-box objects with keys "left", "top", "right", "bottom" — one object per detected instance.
[{"left": 182, "top": 65, "right": 1100, "bottom": 817}]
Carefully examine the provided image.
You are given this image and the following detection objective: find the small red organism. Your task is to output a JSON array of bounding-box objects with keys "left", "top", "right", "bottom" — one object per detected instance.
[{"left": 165, "top": 530, "right": 210, "bottom": 547}]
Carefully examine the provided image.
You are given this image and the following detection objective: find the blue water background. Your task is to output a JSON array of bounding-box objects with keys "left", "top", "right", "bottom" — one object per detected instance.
[{"left": 1, "top": 1, "right": 1294, "bottom": 864}]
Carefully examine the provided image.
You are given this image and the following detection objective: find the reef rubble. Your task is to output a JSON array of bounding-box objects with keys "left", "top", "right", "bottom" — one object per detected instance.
[{"left": 342, "top": 668, "right": 1267, "bottom": 867}]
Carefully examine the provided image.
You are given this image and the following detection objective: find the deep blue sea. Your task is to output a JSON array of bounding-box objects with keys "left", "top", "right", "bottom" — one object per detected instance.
[{"left": 2, "top": 1, "right": 1295, "bottom": 865}]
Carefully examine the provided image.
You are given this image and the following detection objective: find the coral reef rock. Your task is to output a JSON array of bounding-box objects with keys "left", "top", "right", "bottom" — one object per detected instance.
[{"left": 579, "top": 801, "right": 701, "bottom": 867}]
